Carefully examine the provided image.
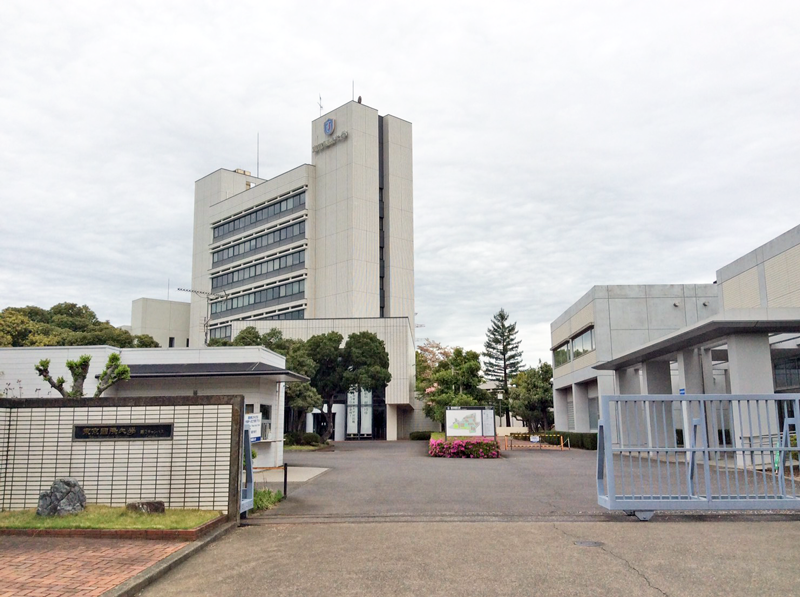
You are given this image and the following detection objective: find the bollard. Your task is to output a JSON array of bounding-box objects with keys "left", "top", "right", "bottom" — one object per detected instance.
[{"left": 283, "top": 462, "right": 288, "bottom": 499}]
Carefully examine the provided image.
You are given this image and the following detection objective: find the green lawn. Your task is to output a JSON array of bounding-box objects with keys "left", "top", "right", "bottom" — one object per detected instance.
[
  {"left": 284, "top": 445, "right": 323, "bottom": 451},
  {"left": 0, "top": 505, "right": 222, "bottom": 530}
]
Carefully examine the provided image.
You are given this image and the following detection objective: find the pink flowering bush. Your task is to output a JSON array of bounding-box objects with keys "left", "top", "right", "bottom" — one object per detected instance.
[{"left": 428, "top": 437, "right": 500, "bottom": 458}]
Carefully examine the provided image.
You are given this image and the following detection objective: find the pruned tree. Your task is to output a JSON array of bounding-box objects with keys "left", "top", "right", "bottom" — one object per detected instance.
[
  {"left": 305, "top": 332, "right": 346, "bottom": 442},
  {"left": 482, "top": 308, "right": 523, "bottom": 427},
  {"left": 93, "top": 353, "right": 132, "bottom": 398},
  {"left": 34, "top": 353, "right": 130, "bottom": 398}
]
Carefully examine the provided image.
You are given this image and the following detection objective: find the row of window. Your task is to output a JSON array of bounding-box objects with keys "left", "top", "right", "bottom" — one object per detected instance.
[
  {"left": 210, "top": 280, "right": 305, "bottom": 315},
  {"left": 553, "top": 327, "right": 596, "bottom": 367},
  {"left": 212, "top": 221, "right": 305, "bottom": 264},
  {"left": 207, "top": 308, "right": 306, "bottom": 341},
  {"left": 265, "top": 309, "right": 304, "bottom": 320},
  {"left": 211, "top": 250, "right": 306, "bottom": 289},
  {"left": 209, "top": 325, "right": 232, "bottom": 340},
  {"left": 213, "top": 192, "right": 306, "bottom": 238}
]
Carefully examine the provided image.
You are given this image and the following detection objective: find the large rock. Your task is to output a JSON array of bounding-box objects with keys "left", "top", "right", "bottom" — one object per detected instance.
[
  {"left": 126, "top": 500, "right": 165, "bottom": 514},
  {"left": 37, "top": 478, "right": 86, "bottom": 516}
]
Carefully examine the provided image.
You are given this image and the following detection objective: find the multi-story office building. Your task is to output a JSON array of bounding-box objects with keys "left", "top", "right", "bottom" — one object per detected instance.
[
  {"left": 551, "top": 224, "right": 800, "bottom": 434},
  {"left": 188, "top": 100, "right": 428, "bottom": 440}
]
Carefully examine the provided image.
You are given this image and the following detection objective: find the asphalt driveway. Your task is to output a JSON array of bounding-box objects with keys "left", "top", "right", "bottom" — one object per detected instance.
[{"left": 257, "top": 440, "right": 605, "bottom": 522}]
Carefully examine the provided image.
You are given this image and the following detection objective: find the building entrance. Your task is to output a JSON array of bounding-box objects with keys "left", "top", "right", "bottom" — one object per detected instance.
[{"left": 345, "top": 387, "right": 386, "bottom": 440}]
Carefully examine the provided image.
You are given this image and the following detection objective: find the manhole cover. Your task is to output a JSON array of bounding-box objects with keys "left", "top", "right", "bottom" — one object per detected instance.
[{"left": 574, "top": 540, "right": 604, "bottom": 547}]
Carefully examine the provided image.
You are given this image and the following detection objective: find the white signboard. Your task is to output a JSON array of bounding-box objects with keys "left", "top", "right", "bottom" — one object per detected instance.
[
  {"left": 245, "top": 413, "right": 262, "bottom": 442},
  {"left": 481, "top": 409, "right": 495, "bottom": 438}
]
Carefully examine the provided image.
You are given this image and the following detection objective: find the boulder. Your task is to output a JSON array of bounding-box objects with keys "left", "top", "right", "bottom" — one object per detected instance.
[
  {"left": 126, "top": 500, "right": 165, "bottom": 514},
  {"left": 37, "top": 478, "right": 86, "bottom": 516}
]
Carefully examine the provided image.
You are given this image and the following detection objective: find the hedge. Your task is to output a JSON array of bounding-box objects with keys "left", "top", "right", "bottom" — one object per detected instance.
[
  {"left": 410, "top": 431, "right": 432, "bottom": 441},
  {"left": 541, "top": 431, "right": 598, "bottom": 450}
]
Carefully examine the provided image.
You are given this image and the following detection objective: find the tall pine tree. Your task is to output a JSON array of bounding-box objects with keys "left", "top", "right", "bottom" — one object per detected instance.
[{"left": 482, "top": 308, "right": 523, "bottom": 426}]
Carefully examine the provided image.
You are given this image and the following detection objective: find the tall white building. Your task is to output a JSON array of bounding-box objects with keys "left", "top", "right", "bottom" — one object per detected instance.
[{"left": 188, "top": 101, "right": 429, "bottom": 440}]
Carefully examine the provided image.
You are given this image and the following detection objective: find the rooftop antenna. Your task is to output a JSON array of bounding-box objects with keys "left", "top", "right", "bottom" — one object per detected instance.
[
  {"left": 177, "top": 287, "right": 228, "bottom": 346},
  {"left": 256, "top": 132, "right": 259, "bottom": 178},
  {"left": 318, "top": 94, "right": 323, "bottom": 116},
  {"left": 352, "top": 80, "right": 354, "bottom": 101}
]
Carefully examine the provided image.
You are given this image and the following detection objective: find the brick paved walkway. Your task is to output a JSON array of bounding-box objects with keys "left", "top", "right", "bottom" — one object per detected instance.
[{"left": 0, "top": 536, "right": 184, "bottom": 596}]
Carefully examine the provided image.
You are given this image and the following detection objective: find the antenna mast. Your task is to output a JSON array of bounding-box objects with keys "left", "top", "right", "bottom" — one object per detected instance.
[
  {"left": 318, "top": 94, "right": 323, "bottom": 116},
  {"left": 177, "top": 287, "right": 228, "bottom": 346},
  {"left": 257, "top": 132, "right": 259, "bottom": 178}
]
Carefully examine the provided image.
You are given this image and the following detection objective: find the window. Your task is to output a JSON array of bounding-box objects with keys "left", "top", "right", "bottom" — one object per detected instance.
[
  {"left": 209, "top": 279, "right": 305, "bottom": 315},
  {"left": 212, "top": 221, "right": 306, "bottom": 264},
  {"left": 572, "top": 328, "right": 595, "bottom": 359},
  {"left": 554, "top": 342, "right": 571, "bottom": 367},
  {"left": 168, "top": 337, "right": 175, "bottom": 348},
  {"left": 213, "top": 192, "right": 306, "bottom": 238}
]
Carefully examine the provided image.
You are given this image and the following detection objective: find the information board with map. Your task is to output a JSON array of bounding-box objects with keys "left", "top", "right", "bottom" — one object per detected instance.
[{"left": 445, "top": 406, "right": 495, "bottom": 438}]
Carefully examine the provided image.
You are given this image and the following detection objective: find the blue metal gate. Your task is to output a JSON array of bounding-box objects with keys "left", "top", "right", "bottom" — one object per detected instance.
[{"left": 597, "top": 394, "right": 800, "bottom": 520}]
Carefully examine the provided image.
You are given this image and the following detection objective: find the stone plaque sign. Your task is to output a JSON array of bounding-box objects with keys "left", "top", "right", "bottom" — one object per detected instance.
[{"left": 73, "top": 423, "right": 173, "bottom": 441}]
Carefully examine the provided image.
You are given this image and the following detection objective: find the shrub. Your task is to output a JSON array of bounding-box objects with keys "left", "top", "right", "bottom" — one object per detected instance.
[
  {"left": 410, "top": 431, "right": 432, "bottom": 441},
  {"left": 284, "top": 431, "right": 302, "bottom": 446},
  {"left": 542, "top": 431, "right": 598, "bottom": 450},
  {"left": 428, "top": 437, "right": 500, "bottom": 458},
  {"left": 253, "top": 488, "right": 283, "bottom": 511},
  {"left": 302, "top": 432, "right": 322, "bottom": 446}
]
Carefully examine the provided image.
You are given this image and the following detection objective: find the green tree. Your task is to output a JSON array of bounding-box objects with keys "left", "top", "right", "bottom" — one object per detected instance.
[
  {"left": 132, "top": 334, "right": 160, "bottom": 348},
  {"left": 415, "top": 338, "right": 452, "bottom": 393},
  {"left": 422, "top": 347, "right": 488, "bottom": 426},
  {"left": 305, "top": 331, "right": 391, "bottom": 442},
  {"left": 34, "top": 353, "right": 130, "bottom": 398},
  {"left": 232, "top": 326, "right": 263, "bottom": 346},
  {"left": 508, "top": 361, "right": 553, "bottom": 432},
  {"left": 482, "top": 308, "right": 523, "bottom": 427},
  {"left": 283, "top": 340, "right": 322, "bottom": 433},
  {"left": 305, "top": 332, "right": 346, "bottom": 442}
]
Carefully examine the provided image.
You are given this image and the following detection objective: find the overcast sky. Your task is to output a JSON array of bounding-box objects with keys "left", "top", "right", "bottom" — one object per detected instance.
[{"left": 1, "top": 1, "right": 798, "bottom": 364}]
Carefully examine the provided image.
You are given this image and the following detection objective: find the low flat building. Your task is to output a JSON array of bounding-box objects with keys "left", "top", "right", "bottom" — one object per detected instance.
[
  {"left": 0, "top": 345, "right": 305, "bottom": 467},
  {"left": 551, "top": 224, "right": 800, "bottom": 433}
]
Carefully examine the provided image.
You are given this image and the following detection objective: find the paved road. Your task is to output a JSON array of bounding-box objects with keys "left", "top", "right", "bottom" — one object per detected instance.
[
  {"left": 258, "top": 440, "right": 605, "bottom": 521},
  {"left": 138, "top": 442, "right": 800, "bottom": 596},
  {"left": 138, "top": 520, "right": 800, "bottom": 597}
]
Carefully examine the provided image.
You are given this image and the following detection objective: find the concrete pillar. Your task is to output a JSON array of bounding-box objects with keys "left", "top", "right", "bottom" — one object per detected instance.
[
  {"left": 727, "top": 334, "right": 777, "bottom": 466},
  {"left": 572, "top": 382, "right": 591, "bottom": 432},
  {"left": 615, "top": 368, "right": 641, "bottom": 395},
  {"left": 727, "top": 334, "right": 774, "bottom": 394},
  {"left": 386, "top": 404, "right": 398, "bottom": 441},
  {"left": 700, "top": 348, "right": 716, "bottom": 394},
  {"left": 554, "top": 387, "right": 569, "bottom": 431},
  {"left": 677, "top": 350, "right": 704, "bottom": 394},
  {"left": 641, "top": 361, "right": 674, "bottom": 449},
  {"left": 642, "top": 361, "right": 672, "bottom": 394}
]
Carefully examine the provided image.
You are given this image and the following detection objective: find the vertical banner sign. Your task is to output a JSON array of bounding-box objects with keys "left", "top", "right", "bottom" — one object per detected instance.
[
  {"left": 347, "top": 388, "right": 358, "bottom": 435},
  {"left": 360, "top": 389, "right": 372, "bottom": 436},
  {"left": 245, "top": 413, "right": 262, "bottom": 442}
]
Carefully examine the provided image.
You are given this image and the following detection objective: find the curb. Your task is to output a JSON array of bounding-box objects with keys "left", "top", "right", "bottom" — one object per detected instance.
[{"left": 104, "top": 520, "right": 239, "bottom": 597}]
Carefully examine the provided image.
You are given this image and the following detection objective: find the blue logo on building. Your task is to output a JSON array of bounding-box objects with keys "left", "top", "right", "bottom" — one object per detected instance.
[{"left": 324, "top": 118, "right": 335, "bottom": 136}]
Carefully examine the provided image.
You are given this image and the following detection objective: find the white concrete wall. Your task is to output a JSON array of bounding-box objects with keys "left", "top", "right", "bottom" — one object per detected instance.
[
  {"left": 131, "top": 298, "right": 191, "bottom": 348},
  {"left": 0, "top": 401, "right": 234, "bottom": 512}
]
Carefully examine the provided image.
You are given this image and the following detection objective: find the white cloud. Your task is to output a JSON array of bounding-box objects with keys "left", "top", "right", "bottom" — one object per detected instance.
[{"left": 1, "top": 1, "right": 798, "bottom": 365}]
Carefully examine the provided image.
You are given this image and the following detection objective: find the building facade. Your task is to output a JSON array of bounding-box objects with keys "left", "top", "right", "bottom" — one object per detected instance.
[
  {"left": 551, "top": 224, "right": 800, "bottom": 434},
  {"left": 187, "top": 101, "right": 425, "bottom": 440},
  {"left": 0, "top": 345, "right": 303, "bottom": 468},
  {"left": 131, "top": 298, "right": 191, "bottom": 348}
]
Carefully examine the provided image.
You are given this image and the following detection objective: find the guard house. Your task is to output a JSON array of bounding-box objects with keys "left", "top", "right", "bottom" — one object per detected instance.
[{"left": 0, "top": 346, "right": 306, "bottom": 467}]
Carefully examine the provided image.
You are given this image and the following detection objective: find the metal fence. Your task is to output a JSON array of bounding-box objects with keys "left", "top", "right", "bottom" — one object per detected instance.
[{"left": 597, "top": 394, "right": 800, "bottom": 520}]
